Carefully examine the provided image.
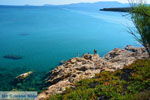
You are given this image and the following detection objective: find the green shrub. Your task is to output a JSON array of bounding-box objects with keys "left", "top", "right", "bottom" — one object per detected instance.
[
  {"left": 129, "top": 4, "right": 150, "bottom": 57},
  {"left": 49, "top": 59, "right": 150, "bottom": 100}
]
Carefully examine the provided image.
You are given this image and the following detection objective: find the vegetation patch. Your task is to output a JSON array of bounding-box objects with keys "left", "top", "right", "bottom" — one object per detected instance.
[{"left": 49, "top": 59, "right": 150, "bottom": 100}]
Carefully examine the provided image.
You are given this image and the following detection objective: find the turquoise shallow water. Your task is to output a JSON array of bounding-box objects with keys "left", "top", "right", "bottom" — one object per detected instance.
[{"left": 0, "top": 6, "right": 137, "bottom": 91}]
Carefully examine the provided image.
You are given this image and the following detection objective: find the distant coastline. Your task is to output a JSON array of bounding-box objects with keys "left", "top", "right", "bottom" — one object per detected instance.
[{"left": 100, "top": 7, "right": 131, "bottom": 12}]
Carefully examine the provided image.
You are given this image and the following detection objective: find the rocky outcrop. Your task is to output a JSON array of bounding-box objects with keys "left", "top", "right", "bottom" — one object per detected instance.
[
  {"left": 38, "top": 45, "right": 148, "bottom": 100},
  {"left": 104, "top": 45, "right": 148, "bottom": 69}
]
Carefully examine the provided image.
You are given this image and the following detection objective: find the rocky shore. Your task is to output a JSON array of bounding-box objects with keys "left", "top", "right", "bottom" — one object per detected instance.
[{"left": 38, "top": 45, "right": 148, "bottom": 100}]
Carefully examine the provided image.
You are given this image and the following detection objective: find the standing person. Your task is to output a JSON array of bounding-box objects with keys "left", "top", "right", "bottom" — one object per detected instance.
[{"left": 94, "top": 49, "right": 97, "bottom": 54}]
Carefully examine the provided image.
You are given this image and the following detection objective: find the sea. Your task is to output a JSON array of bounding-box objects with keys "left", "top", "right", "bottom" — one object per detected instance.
[{"left": 0, "top": 6, "right": 138, "bottom": 91}]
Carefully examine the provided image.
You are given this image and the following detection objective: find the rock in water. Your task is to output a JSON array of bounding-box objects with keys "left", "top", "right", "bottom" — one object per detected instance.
[
  {"left": 3, "top": 55, "right": 23, "bottom": 60},
  {"left": 14, "top": 71, "right": 33, "bottom": 83}
]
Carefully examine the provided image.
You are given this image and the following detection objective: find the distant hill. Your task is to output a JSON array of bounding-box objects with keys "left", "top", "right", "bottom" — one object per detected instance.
[
  {"left": 59, "top": 1, "right": 129, "bottom": 8},
  {"left": 0, "top": 1, "right": 130, "bottom": 11},
  {"left": 44, "top": 1, "right": 130, "bottom": 11}
]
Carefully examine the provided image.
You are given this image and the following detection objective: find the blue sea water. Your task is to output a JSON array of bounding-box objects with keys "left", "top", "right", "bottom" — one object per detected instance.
[{"left": 0, "top": 6, "right": 137, "bottom": 91}]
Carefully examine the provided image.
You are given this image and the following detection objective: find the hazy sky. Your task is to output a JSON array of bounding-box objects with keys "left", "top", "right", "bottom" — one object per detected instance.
[{"left": 0, "top": 0, "right": 149, "bottom": 5}]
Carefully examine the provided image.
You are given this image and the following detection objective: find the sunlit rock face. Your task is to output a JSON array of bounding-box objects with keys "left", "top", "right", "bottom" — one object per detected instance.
[{"left": 104, "top": 45, "right": 148, "bottom": 69}]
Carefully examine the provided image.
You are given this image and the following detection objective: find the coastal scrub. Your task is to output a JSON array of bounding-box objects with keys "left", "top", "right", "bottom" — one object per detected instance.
[
  {"left": 129, "top": 4, "right": 150, "bottom": 57},
  {"left": 49, "top": 59, "right": 150, "bottom": 100}
]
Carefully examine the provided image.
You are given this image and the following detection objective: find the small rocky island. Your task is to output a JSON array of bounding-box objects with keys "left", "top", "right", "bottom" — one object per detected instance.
[{"left": 38, "top": 45, "right": 149, "bottom": 100}]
